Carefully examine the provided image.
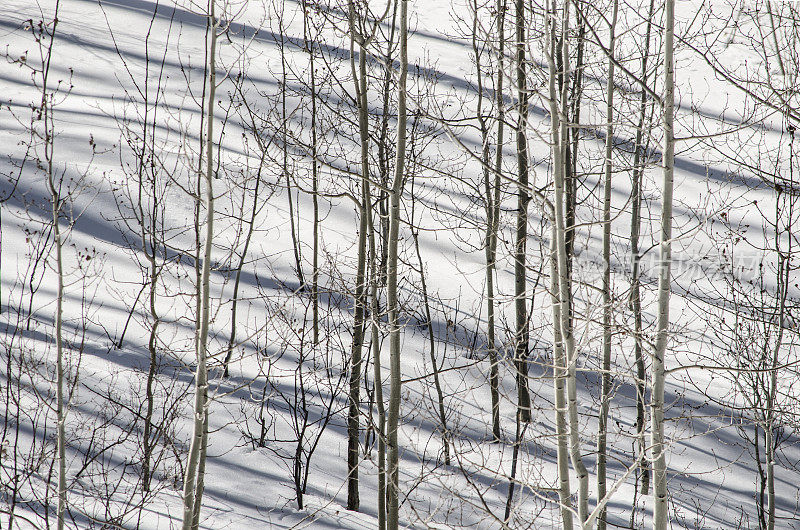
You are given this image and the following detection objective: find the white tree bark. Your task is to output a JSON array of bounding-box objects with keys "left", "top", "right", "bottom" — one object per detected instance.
[
  {"left": 52, "top": 155, "right": 66, "bottom": 530},
  {"left": 547, "top": 0, "right": 588, "bottom": 522},
  {"left": 386, "top": 0, "right": 408, "bottom": 527},
  {"left": 49, "top": 101, "right": 67, "bottom": 530},
  {"left": 476, "top": 0, "right": 504, "bottom": 442},
  {"left": 368, "top": 181, "right": 387, "bottom": 530},
  {"left": 651, "top": 0, "right": 675, "bottom": 527},
  {"left": 597, "top": 2, "right": 618, "bottom": 528},
  {"left": 629, "top": 0, "right": 656, "bottom": 509},
  {"left": 550, "top": 229, "right": 573, "bottom": 530},
  {"left": 182, "top": 2, "right": 217, "bottom": 527}
]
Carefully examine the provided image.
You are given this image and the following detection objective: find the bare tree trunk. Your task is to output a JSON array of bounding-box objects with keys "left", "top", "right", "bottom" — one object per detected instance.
[
  {"left": 387, "top": 0, "right": 408, "bottom": 526},
  {"left": 651, "top": 0, "right": 675, "bottom": 527},
  {"left": 565, "top": 7, "right": 584, "bottom": 282},
  {"left": 377, "top": 1, "right": 398, "bottom": 286},
  {"left": 372, "top": 6, "right": 397, "bottom": 526},
  {"left": 765, "top": 422, "right": 775, "bottom": 530},
  {"left": 503, "top": 406, "right": 528, "bottom": 521},
  {"left": 766, "top": 129, "right": 793, "bottom": 530},
  {"left": 549, "top": 229, "right": 573, "bottom": 530},
  {"left": 629, "top": 0, "right": 656, "bottom": 511},
  {"left": 487, "top": 0, "right": 507, "bottom": 442},
  {"left": 182, "top": 3, "right": 217, "bottom": 527},
  {"left": 223, "top": 164, "right": 262, "bottom": 377},
  {"left": 346, "top": 4, "right": 371, "bottom": 507},
  {"left": 476, "top": 0, "right": 505, "bottom": 442},
  {"left": 191, "top": 408, "right": 208, "bottom": 529},
  {"left": 279, "top": 5, "right": 305, "bottom": 290},
  {"left": 513, "top": 0, "right": 532, "bottom": 424},
  {"left": 127, "top": 15, "right": 167, "bottom": 492},
  {"left": 597, "top": 2, "right": 618, "bottom": 528},
  {"left": 38, "top": 5, "right": 66, "bottom": 527},
  {"left": 369, "top": 193, "right": 386, "bottom": 530},
  {"left": 51, "top": 153, "right": 66, "bottom": 530},
  {"left": 411, "top": 222, "right": 450, "bottom": 465},
  {"left": 302, "top": 0, "right": 320, "bottom": 345},
  {"left": 547, "top": 0, "right": 588, "bottom": 521},
  {"left": 766, "top": 1, "right": 786, "bottom": 79},
  {"left": 141, "top": 139, "right": 161, "bottom": 494},
  {"left": 186, "top": 14, "right": 211, "bottom": 530}
]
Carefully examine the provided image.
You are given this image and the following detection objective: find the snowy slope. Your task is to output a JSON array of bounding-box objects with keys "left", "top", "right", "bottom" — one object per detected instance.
[{"left": 2, "top": 0, "right": 799, "bottom": 528}]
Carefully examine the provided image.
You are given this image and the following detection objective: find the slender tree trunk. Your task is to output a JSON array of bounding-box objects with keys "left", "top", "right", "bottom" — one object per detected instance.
[
  {"left": 142, "top": 184, "right": 160, "bottom": 493},
  {"left": 346, "top": 8, "right": 371, "bottom": 507},
  {"left": 373, "top": 7, "right": 397, "bottom": 526},
  {"left": 412, "top": 225, "right": 450, "bottom": 465},
  {"left": 135, "top": 28, "right": 162, "bottom": 494},
  {"left": 546, "top": 7, "right": 572, "bottom": 529},
  {"left": 223, "top": 165, "right": 262, "bottom": 377},
  {"left": 513, "top": 0, "right": 532, "bottom": 424},
  {"left": 377, "top": 2, "right": 397, "bottom": 287},
  {"left": 52, "top": 162, "right": 66, "bottom": 530},
  {"left": 476, "top": 0, "right": 505, "bottom": 442},
  {"left": 182, "top": 3, "right": 217, "bottom": 527},
  {"left": 766, "top": 1, "right": 786, "bottom": 79},
  {"left": 280, "top": 11, "right": 305, "bottom": 290},
  {"left": 548, "top": 0, "right": 589, "bottom": 521},
  {"left": 629, "top": 0, "right": 655, "bottom": 510},
  {"left": 549, "top": 229, "right": 573, "bottom": 530},
  {"left": 386, "top": 1, "right": 408, "bottom": 526},
  {"left": 764, "top": 424, "right": 774, "bottom": 530},
  {"left": 369, "top": 193, "right": 386, "bottom": 530},
  {"left": 185, "top": 12, "right": 209, "bottom": 524},
  {"left": 755, "top": 422, "right": 766, "bottom": 529},
  {"left": 503, "top": 407, "right": 528, "bottom": 521},
  {"left": 562, "top": 9, "right": 584, "bottom": 406},
  {"left": 766, "top": 129, "right": 793, "bottom": 530},
  {"left": 486, "top": 0, "right": 507, "bottom": 442},
  {"left": 302, "top": 0, "right": 320, "bottom": 344},
  {"left": 597, "top": 2, "right": 618, "bottom": 528},
  {"left": 39, "top": 5, "right": 66, "bottom": 527},
  {"left": 191, "top": 408, "right": 208, "bottom": 529},
  {"left": 565, "top": 8, "right": 584, "bottom": 283},
  {"left": 651, "top": 0, "right": 676, "bottom": 527}
]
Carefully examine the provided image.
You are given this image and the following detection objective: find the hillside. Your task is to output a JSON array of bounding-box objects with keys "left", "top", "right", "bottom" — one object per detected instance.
[{"left": 2, "top": 0, "right": 799, "bottom": 528}]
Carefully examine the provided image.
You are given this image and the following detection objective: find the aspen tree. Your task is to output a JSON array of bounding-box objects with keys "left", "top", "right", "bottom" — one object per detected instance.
[
  {"left": 182, "top": 1, "right": 217, "bottom": 527},
  {"left": 513, "top": 0, "right": 532, "bottom": 423},
  {"left": 651, "top": 0, "right": 675, "bottom": 527},
  {"left": 370, "top": 6, "right": 398, "bottom": 524},
  {"left": 301, "top": 0, "right": 321, "bottom": 344},
  {"left": 222, "top": 155, "right": 263, "bottom": 377},
  {"left": 410, "top": 182, "right": 451, "bottom": 466},
  {"left": 549, "top": 228, "right": 573, "bottom": 530},
  {"left": 345, "top": 1, "right": 368, "bottom": 510},
  {"left": 40, "top": 4, "right": 67, "bottom": 527},
  {"left": 27, "top": 3, "right": 69, "bottom": 526},
  {"left": 541, "top": 4, "right": 573, "bottom": 527},
  {"left": 345, "top": 0, "right": 389, "bottom": 509},
  {"left": 387, "top": 0, "right": 407, "bottom": 527},
  {"left": 597, "top": 2, "right": 618, "bottom": 528},
  {"left": 489, "top": 0, "right": 507, "bottom": 441},
  {"left": 763, "top": 12, "right": 791, "bottom": 529},
  {"left": 369, "top": 193, "right": 387, "bottom": 530},
  {"left": 629, "top": 0, "right": 656, "bottom": 508},
  {"left": 477, "top": 0, "right": 505, "bottom": 442},
  {"left": 547, "top": 0, "right": 588, "bottom": 521}
]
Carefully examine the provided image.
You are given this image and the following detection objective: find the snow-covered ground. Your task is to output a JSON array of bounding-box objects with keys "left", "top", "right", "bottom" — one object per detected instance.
[{"left": 2, "top": 0, "right": 799, "bottom": 528}]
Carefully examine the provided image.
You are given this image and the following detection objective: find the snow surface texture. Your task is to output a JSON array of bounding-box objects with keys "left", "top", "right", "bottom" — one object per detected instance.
[{"left": 1, "top": 0, "right": 799, "bottom": 528}]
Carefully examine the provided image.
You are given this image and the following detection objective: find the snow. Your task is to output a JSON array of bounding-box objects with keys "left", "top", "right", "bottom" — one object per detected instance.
[{"left": 2, "top": 0, "right": 799, "bottom": 528}]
